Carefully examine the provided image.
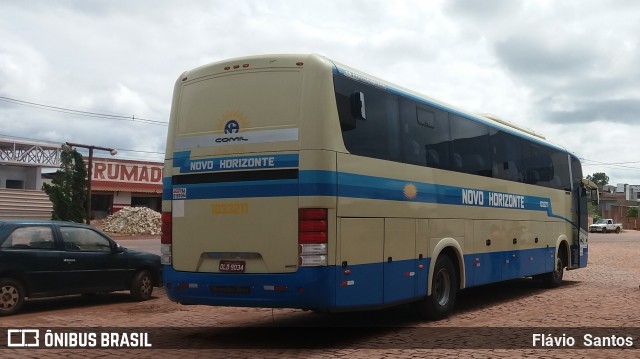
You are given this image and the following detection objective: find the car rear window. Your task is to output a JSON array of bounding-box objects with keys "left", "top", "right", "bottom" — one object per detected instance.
[{"left": 1, "top": 226, "right": 55, "bottom": 249}]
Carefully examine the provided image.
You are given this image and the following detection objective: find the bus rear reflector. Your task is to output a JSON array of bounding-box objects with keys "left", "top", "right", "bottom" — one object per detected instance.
[
  {"left": 161, "top": 212, "right": 172, "bottom": 244},
  {"left": 299, "top": 209, "right": 328, "bottom": 266},
  {"left": 161, "top": 212, "right": 172, "bottom": 265}
]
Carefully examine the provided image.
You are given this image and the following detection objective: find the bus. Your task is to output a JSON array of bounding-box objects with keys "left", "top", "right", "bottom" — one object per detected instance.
[{"left": 161, "top": 54, "right": 598, "bottom": 319}]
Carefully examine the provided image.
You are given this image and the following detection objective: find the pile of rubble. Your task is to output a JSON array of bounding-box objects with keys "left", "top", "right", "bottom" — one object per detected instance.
[{"left": 101, "top": 207, "right": 162, "bottom": 235}]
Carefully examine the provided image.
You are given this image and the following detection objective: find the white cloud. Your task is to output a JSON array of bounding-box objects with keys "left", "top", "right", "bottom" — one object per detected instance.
[{"left": 1, "top": 0, "right": 639, "bottom": 184}]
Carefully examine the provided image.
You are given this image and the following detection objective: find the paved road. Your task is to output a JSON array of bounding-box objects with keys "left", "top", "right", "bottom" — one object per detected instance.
[
  {"left": 1, "top": 231, "right": 639, "bottom": 358},
  {"left": 116, "top": 237, "right": 160, "bottom": 255}
]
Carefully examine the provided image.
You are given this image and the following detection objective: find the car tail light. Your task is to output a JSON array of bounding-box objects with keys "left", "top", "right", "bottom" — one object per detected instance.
[
  {"left": 299, "top": 209, "right": 328, "bottom": 267},
  {"left": 161, "top": 212, "right": 172, "bottom": 265}
]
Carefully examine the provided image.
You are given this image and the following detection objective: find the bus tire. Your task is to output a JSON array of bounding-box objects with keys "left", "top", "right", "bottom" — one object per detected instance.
[
  {"left": 416, "top": 255, "right": 457, "bottom": 320},
  {"left": 542, "top": 256, "right": 564, "bottom": 288},
  {"left": 0, "top": 278, "right": 25, "bottom": 316}
]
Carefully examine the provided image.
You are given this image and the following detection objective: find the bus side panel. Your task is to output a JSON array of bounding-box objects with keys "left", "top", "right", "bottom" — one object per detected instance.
[
  {"left": 415, "top": 219, "right": 430, "bottom": 296},
  {"left": 383, "top": 218, "right": 416, "bottom": 304},
  {"left": 336, "top": 218, "right": 383, "bottom": 308},
  {"left": 469, "top": 220, "right": 553, "bottom": 286}
]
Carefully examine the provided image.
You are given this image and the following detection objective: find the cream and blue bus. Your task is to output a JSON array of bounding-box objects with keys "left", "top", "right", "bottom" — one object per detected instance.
[{"left": 161, "top": 54, "right": 597, "bottom": 319}]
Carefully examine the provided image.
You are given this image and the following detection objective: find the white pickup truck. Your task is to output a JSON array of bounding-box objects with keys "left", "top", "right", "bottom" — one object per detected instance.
[{"left": 589, "top": 219, "right": 622, "bottom": 233}]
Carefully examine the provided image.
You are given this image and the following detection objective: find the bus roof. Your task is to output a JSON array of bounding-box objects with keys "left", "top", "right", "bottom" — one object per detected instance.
[{"left": 178, "top": 53, "right": 574, "bottom": 158}]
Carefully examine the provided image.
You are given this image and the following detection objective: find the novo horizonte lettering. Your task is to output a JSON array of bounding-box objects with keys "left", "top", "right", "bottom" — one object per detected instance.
[
  {"left": 462, "top": 188, "right": 526, "bottom": 209},
  {"left": 189, "top": 157, "right": 276, "bottom": 171}
]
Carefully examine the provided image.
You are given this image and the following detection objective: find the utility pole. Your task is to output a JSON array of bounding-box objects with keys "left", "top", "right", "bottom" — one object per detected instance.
[{"left": 64, "top": 142, "right": 117, "bottom": 225}]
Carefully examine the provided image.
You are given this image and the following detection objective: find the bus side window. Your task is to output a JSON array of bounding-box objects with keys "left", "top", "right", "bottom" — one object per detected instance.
[
  {"left": 351, "top": 91, "right": 366, "bottom": 120},
  {"left": 336, "top": 74, "right": 400, "bottom": 162},
  {"left": 336, "top": 92, "right": 357, "bottom": 131},
  {"left": 400, "top": 100, "right": 450, "bottom": 169},
  {"left": 450, "top": 114, "right": 491, "bottom": 176}
]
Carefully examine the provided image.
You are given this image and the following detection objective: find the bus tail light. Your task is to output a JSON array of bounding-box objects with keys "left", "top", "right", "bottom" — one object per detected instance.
[
  {"left": 161, "top": 212, "right": 172, "bottom": 265},
  {"left": 299, "top": 208, "right": 328, "bottom": 267}
]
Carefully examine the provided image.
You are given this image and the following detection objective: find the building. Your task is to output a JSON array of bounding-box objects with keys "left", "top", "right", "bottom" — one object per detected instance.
[
  {"left": 617, "top": 184, "right": 640, "bottom": 202},
  {"left": 88, "top": 157, "right": 163, "bottom": 218},
  {"left": 1, "top": 136, "right": 163, "bottom": 220},
  {"left": 0, "top": 137, "right": 59, "bottom": 219},
  {"left": 596, "top": 183, "right": 640, "bottom": 230}
]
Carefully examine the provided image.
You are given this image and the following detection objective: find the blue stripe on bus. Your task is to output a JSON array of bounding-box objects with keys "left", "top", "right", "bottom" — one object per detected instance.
[
  {"left": 163, "top": 169, "right": 571, "bottom": 223},
  {"left": 170, "top": 179, "right": 299, "bottom": 199},
  {"left": 174, "top": 153, "right": 299, "bottom": 174},
  {"left": 337, "top": 172, "right": 560, "bottom": 218},
  {"left": 172, "top": 151, "right": 192, "bottom": 169},
  {"left": 164, "top": 247, "right": 556, "bottom": 310},
  {"left": 162, "top": 177, "right": 173, "bottom": 201},
  {"left": 299, "top": 170, "right": 338, "bottom": 197}
]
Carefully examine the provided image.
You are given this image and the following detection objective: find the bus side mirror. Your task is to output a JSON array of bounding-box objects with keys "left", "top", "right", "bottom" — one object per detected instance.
[{"left": 350, "top": 92, "right": 366, "bottom": 120}]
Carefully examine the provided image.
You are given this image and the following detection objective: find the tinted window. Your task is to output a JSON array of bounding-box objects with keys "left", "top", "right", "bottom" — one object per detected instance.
[
  {"left": 60, "top": 227, "right": 112, "bottom": 252},
  {"left": 1, "top": 226, "right": 55, "bottom": 249},
  {"left": 335, "top": 73, "right": 572, "bottom": 190},
  {"left": 549, "top": 152, "right": 571, "bottom": 190},
  {"left": 571, "top": 155, "right": 583, "bottom": 189},
  {"left": 490, "top": 130, "right": 522, "bottom": 182},
  {"left": 400, "top": 100, "right": 450, "bottom": 169},
  {"left": 451, "top": 114, "right": 491, "bottom": 177},
  {"left": 335, "top": 74, "right": 400, "bottom": 162}
]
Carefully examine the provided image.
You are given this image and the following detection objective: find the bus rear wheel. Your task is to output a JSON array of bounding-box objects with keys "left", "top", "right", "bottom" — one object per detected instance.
[
  {"left": 416, "top": 255, "right": 457, "bottom": 320},
  {"left": 541, "top": 256, "right": 564, "bottom": 288}
]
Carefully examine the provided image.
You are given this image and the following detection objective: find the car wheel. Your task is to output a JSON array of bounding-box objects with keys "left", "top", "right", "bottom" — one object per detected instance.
[
  {"left": 415, "top": 255, "right": 457, "bottom": 320},
  {"left": 602, "top": 228, "right": 607, "bottom": 234},
  {"left": 130, "top": 270, "right": 154, "bottom": 301},
  {"left": 0, "top": 278, "right": 25, "bottom": 316},
  {"left": 615, "top": 227, "right": 621, "bottom": 234}
]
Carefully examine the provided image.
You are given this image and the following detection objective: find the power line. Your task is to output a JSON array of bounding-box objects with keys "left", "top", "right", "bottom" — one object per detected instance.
[
  {"left": 582, "top": 158, "right": 640, "bottom": 166},
  {"left": 580, "top": 158, "right": 640, "bottom": 171},
  {"left": 0, "top": 133, "right": 164, "bottom": 156},
  {"left": 2, "top": 128, "right": 637, "bottom": 171},
  {"left": 0, "top": 95, "right": 168, "bottom": 126}
]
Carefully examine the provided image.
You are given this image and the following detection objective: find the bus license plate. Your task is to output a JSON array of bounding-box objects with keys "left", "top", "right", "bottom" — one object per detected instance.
[{"left": 219, "top": 260, "right": 245, "bottom": 273}]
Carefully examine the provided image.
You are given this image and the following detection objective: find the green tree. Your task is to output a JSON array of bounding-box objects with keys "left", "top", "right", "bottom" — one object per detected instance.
[
  {"left": 586, "top": 172, "right": 609, "bottom": 187},
  {"left": 628, "top": 207, "right": 639, "bottom": 218},
  {"left": 43, "top": 146, "right": 87, "bottom": 222}
]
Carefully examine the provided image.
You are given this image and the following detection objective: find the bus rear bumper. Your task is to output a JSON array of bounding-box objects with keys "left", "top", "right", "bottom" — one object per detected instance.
[{"left": 163, "top": 265, "right": 336, "bottom": 309}]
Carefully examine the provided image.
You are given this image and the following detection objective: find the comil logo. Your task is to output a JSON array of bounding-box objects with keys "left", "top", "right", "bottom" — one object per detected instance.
[
  {"left": 217, "top": 111, "right": 249, "bottom": 144},
  {"left": 224, "top": 120, "right": 240, "bottom": 134}
]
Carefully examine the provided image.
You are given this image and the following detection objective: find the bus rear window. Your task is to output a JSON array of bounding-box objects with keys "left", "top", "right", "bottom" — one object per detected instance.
[{"left": 177, "top": 71, "right": 302, "bottom": 136}]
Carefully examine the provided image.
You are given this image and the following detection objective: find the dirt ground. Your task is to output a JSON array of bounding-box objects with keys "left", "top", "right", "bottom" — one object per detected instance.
[{"left": 1, "top": 231, "right": 639, "bottom": 358}]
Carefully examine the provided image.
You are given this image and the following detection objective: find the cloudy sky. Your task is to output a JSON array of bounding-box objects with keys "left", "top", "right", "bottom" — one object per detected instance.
[{"left": 1, "top": 0, "right": 639, "bottom": 185}]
